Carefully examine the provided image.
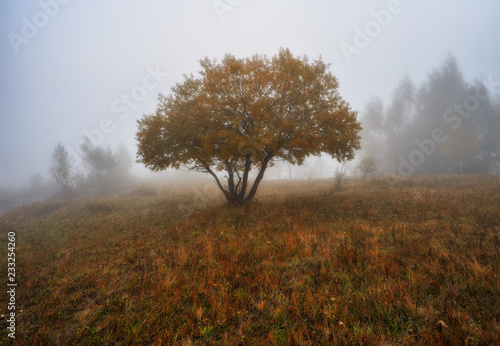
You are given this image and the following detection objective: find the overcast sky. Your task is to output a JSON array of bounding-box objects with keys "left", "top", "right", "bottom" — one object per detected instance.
[{"left": 1, "top": 0, "right": 499, "bottom": 187}]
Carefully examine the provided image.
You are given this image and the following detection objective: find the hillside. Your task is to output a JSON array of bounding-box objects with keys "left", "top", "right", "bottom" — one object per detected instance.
[{"left": 1, "top": 176, "right": 499, "bottom": 344}]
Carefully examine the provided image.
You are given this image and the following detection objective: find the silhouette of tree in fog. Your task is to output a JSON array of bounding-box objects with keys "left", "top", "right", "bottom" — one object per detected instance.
[
  {"left": 415, "top": 54, "right": 468, "bottom": 173},
  {"left": 357, "top": 156, "right": 378, "bottom": 181},
  {"left": 114, "top": 143, "right": 134, "bottom": 173},
  {"left": 108, "top": 143, "right": 135, "bottom": 188},
  {"left": 360, "top": 53, "right": 500, "bottom": 176},
  {"left": 468, "top": 81, "right": 500, "bottom": 173},
  {"left": 50, "top": 143, "right": 72, "bottom": 190},
  {"left": 30, "top": 174, "right": 45, "bottom": 197},
  {"left": 360, "top": 96, "right": 385, "bottom": 164},
  {"left": 79, "top": 137, "right": 118, "bottom": 187},
  {"left": 383, "top": 74, "right": 416, "bottom": 173}
]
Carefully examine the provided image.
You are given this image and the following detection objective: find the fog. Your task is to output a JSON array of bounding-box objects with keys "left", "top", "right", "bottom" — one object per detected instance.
[{"left": 1, "top": 0, "right": 499, "bottom": 190}]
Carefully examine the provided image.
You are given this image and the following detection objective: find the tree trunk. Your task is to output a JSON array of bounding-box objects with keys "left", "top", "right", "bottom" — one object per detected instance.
[
  {"left": 245, "top": 154, "right": 273, "bottom": 203},
  {"left": 238, "top": 156, "right": 252, "bottom": 199},
  {"left": 205, "top": 166, "right": 230, "bottom": 201},
  {"left": 205, "top": 154, "right": 272, "bottom": 205},
  {"left": 225, "top": 160, "right": 238, "bottom": 203}
]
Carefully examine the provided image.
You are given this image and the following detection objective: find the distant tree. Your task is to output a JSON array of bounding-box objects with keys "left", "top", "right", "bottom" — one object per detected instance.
[
  {"left": 108, "top": 143, "right": 135, "bottom": 188},
  {"left": 357, "top": 156, "right": 377, "bottom": 181},
  {"left": 414, "top": 54, "right": 467, "bottom": 174},
  {"left": 114, "top": 143, "right": 134, "bottom": 173},
  {"left": 385, "top": 74, "right": 416, "bottom": 134},
  {"left": 360, "top": 97, "right": 385, "bottom": 165},
  {"left": 383, "top": 74, "right": 417, "bottom": 173},
  {"left": 50, "top": 143, "right": 72, "bottom": 190},
  {"left": 137, "top": 48, "right": 361, "bottom": 204},
  {"left": 469, "top": 81, "right": 500, "bottom": 173},
  {"left": 334, "top": 161, "right": 348, "bottom": 190},
  {"left": 30, "top": 174, "right": 45, "bottom": 196},
  {"left": 440, "top": 117, "right": 479, "bottom": 173},
  {"left": 79, "top": 137, "right": 118, "bottom": 187}
]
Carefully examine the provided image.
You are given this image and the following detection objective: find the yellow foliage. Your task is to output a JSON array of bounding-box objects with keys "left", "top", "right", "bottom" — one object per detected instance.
[{"left": 136, "top": 48, "right": 361, "bottom": 203}]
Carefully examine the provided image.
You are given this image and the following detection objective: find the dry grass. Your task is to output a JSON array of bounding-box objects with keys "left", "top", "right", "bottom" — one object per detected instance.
[{"left": 1, "top": 175, "right": 499, "bottom": 344}]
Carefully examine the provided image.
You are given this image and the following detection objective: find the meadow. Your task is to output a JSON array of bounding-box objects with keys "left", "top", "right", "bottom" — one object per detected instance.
[{"left": 1, "top": 175, "right": 499, "bottom": 345}]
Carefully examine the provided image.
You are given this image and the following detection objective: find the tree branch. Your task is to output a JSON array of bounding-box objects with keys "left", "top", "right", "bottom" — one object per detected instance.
[
  {"left": 234, "top": 168, "right": 242, "bottom": 193},
  {"left": 203, "top": 165, "right": 229, "bottom": 201}
]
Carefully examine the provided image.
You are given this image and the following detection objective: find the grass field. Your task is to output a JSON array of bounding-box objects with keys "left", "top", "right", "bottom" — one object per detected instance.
[{"left": 1, "top": 175, "right": 499, "bottom": 345}]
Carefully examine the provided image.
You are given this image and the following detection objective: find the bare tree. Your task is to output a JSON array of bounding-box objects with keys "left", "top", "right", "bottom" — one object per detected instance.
[
  {"left": 50, "top": 143, "right": 72, "bottom": 190},
  {"left": 79, "top": 137, "right": 118, "bottom": 187},
  {"left": 334, "top": 161, "right": 347, "bottom": 190},
  {"left": 357, "top": 156, "right": 378, "bottom": 181}
]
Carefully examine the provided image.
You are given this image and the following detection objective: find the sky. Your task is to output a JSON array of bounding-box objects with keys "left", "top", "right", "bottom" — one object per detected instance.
[{"left": 1, "top": 0, "right": 499, "bottom": 187}]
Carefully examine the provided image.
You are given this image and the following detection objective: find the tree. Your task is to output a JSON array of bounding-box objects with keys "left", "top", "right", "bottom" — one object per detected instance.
[
  {"left": 440, "top": 117, "right": 479, "bottom": 173},
  {"left": 383, "top": 74, "right": 416, "bottom": 173},
  {"left": 357, "top": 156, "right": 377, "bottom": 181},
  {"left": 413, "top": 54, "right": 467, "bottom": 174},
  {"left": 30, "top": 174, "right": 44, "bottom": 190},
  {"left": 108, "top": 143, "right": 135, "bottom": 188},
  {"left": 114, "top": 143, "right": 134, "bottom": 173},
  {"left": 50, "top": 143, "right": 72, "bottom": 190},
  {"left": 360, "top": 97, "right": 385, "bottom": 162},
  {"left": 30, "top": 174, "right": 45, "bottom": 197},
  {"left": 137, "top": 48, "right": 361, "bottom": 204},
  {"left": 469, "top": 81, "right": 500, "bottom": 173},
  {"left": 79, "top": 137, "right": 118, "bottom": 187},
  {"left": 334, "top": 161, "right": 348, "bottom": 190}
]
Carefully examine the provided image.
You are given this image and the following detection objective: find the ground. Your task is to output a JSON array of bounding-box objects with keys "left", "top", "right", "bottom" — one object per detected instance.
[{"left": 1, "top": 175, "right": 499, "bottom": 344}]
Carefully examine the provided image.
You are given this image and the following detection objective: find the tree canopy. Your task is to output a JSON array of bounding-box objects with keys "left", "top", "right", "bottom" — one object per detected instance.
[{"left": 136, "top": 48, "right": 361, "bottom": 204}]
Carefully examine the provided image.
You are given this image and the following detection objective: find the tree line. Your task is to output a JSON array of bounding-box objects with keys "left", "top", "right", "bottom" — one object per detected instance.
[
  {"left": 50, "top": 138, "right": 134, "bottom": 195},
  {"left": 358, "top": 54, "right": 500, "bottom": 178}
]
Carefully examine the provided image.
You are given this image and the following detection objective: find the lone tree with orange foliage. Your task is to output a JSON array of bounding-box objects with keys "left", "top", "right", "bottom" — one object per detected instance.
[{"left": 136, "top": 48, "right": 361, "bottom": 204}]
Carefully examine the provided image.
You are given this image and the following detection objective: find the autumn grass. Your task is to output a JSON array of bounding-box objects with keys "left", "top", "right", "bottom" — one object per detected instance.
[{"left": 1, "top": 175, "right": 499, "bottom": 345}]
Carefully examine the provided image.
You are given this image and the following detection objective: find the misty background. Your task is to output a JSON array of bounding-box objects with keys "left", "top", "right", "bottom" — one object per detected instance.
[{"left": 1, "top": 1, "right": 499, "bottom": 194}]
